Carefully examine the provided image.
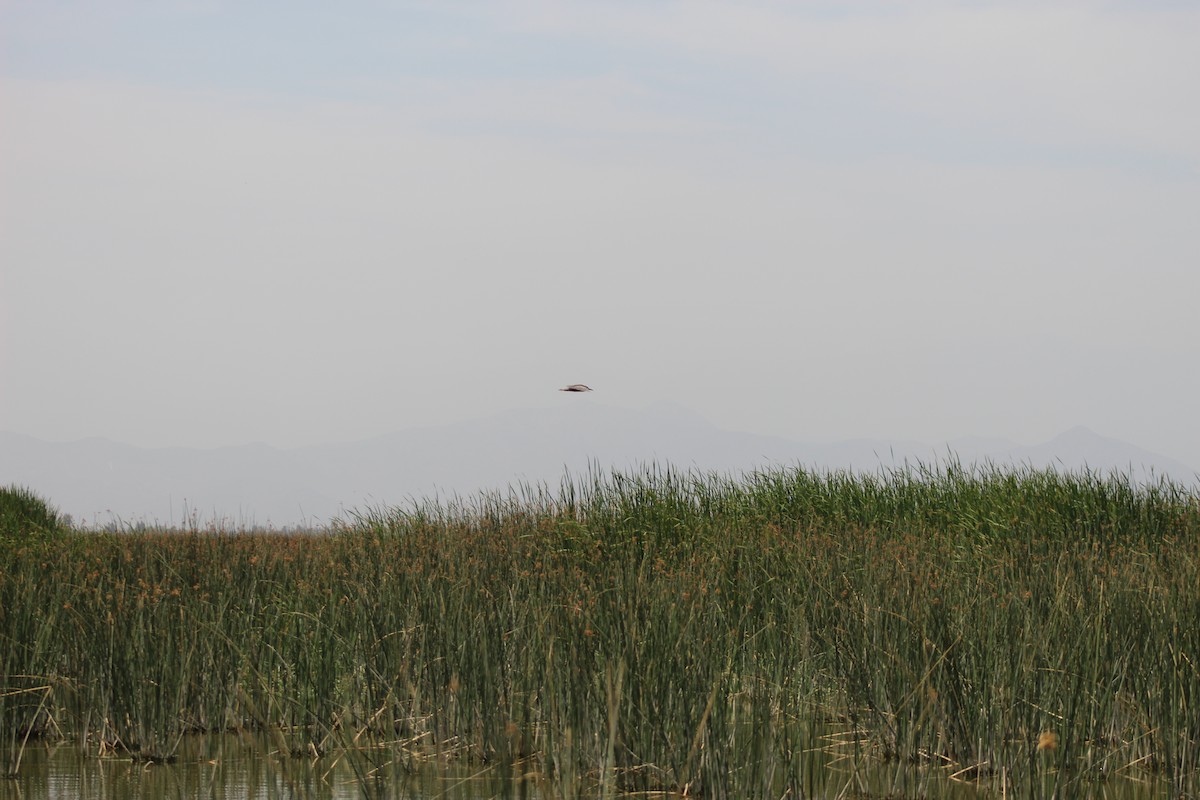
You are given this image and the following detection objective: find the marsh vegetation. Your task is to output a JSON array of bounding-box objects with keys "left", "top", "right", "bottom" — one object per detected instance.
[{"left": 2, "top": 466, "right": 1198, "bottom": 798}]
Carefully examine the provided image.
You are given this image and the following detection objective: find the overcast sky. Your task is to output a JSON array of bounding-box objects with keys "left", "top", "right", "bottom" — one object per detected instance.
[{"left": 2, "top": 1, "right": 1198, "bottom": 468}]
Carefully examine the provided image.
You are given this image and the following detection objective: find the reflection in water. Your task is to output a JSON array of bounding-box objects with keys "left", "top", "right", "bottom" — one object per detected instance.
[
  {"left": 7, "top": 735, "right": 370, "bottom": 800},
  {"left": 2, "top": 733, "right": 527, "bottom": 800},
  {"left": 1, "top": 732, "right": 1173, "bottom": 800}
]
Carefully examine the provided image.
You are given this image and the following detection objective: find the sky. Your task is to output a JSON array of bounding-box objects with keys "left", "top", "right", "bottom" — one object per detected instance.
[{"left": 2, "top": 1, "right": 1199, "bottom": 468}]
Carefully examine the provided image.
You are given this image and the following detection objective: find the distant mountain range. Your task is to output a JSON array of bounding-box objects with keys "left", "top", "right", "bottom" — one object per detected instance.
[{"left": 3, "top": 402, "right": 1196, "bottom": 528}]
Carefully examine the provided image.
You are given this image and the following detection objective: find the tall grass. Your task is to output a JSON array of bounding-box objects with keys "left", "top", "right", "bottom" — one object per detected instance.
[
  {"left": 0, "top": 485, "right": 63, "bottom": 545},
  {"left": 1, "top": 464, "right": 1198, "bottom": 797}
]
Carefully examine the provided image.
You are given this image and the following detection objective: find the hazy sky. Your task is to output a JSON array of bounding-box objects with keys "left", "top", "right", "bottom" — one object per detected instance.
[{"left": 3, "top": 2, "right": 1198, "bottom": 467}]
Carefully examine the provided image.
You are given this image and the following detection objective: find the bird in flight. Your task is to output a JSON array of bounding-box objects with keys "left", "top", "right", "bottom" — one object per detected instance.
[{"left": 560, "top": 384, "right": 593, "bottom": 392}]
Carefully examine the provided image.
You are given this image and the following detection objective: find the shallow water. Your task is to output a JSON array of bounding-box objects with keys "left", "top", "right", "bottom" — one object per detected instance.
[
  {"left": 1, "top": 734, "right": 474, "bottom": 800},
  {"left": 1, "top": 733, "right": 1174, "bottom": 800}
]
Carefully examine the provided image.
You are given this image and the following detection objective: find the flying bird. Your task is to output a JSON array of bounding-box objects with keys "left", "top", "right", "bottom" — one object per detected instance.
[{"left": 560, "top": 384, "right": 593, "bottom": 392}]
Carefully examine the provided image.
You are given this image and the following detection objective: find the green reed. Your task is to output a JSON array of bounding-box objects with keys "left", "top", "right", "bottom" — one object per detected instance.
[{"left": 1, "top": 464, "right": 1197, "bottom": 798}]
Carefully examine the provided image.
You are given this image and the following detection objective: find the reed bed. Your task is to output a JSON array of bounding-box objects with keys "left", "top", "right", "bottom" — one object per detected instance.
[{"left": 1, "top": 464, "right": 1198, "bottom": 798}]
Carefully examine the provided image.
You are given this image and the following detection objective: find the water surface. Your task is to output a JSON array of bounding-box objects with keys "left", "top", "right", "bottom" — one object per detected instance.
[{"left": 1, "top": 733, "right": 1173, "bottom": 800}]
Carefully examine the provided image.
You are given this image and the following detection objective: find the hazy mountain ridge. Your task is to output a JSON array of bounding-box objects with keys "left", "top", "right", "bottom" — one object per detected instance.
[{"left": 3, "top": 405, "right": 1196, "bottom": 527}]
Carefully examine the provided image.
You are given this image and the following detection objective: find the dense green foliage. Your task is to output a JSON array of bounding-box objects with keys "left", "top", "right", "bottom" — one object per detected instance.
[
  {"left": 2, "top": 465, "right": 1198, "bottom": 797},
  {"left": 0, "top": 486, "right": 63, "bottom": 546}
]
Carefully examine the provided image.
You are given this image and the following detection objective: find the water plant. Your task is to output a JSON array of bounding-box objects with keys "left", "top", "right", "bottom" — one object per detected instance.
[
  {"left": 1, "top": 464, "right": 1197, "bottom": 797},
  {"left": 0, "top": 485, "right": 63, "bottom": 546}
]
